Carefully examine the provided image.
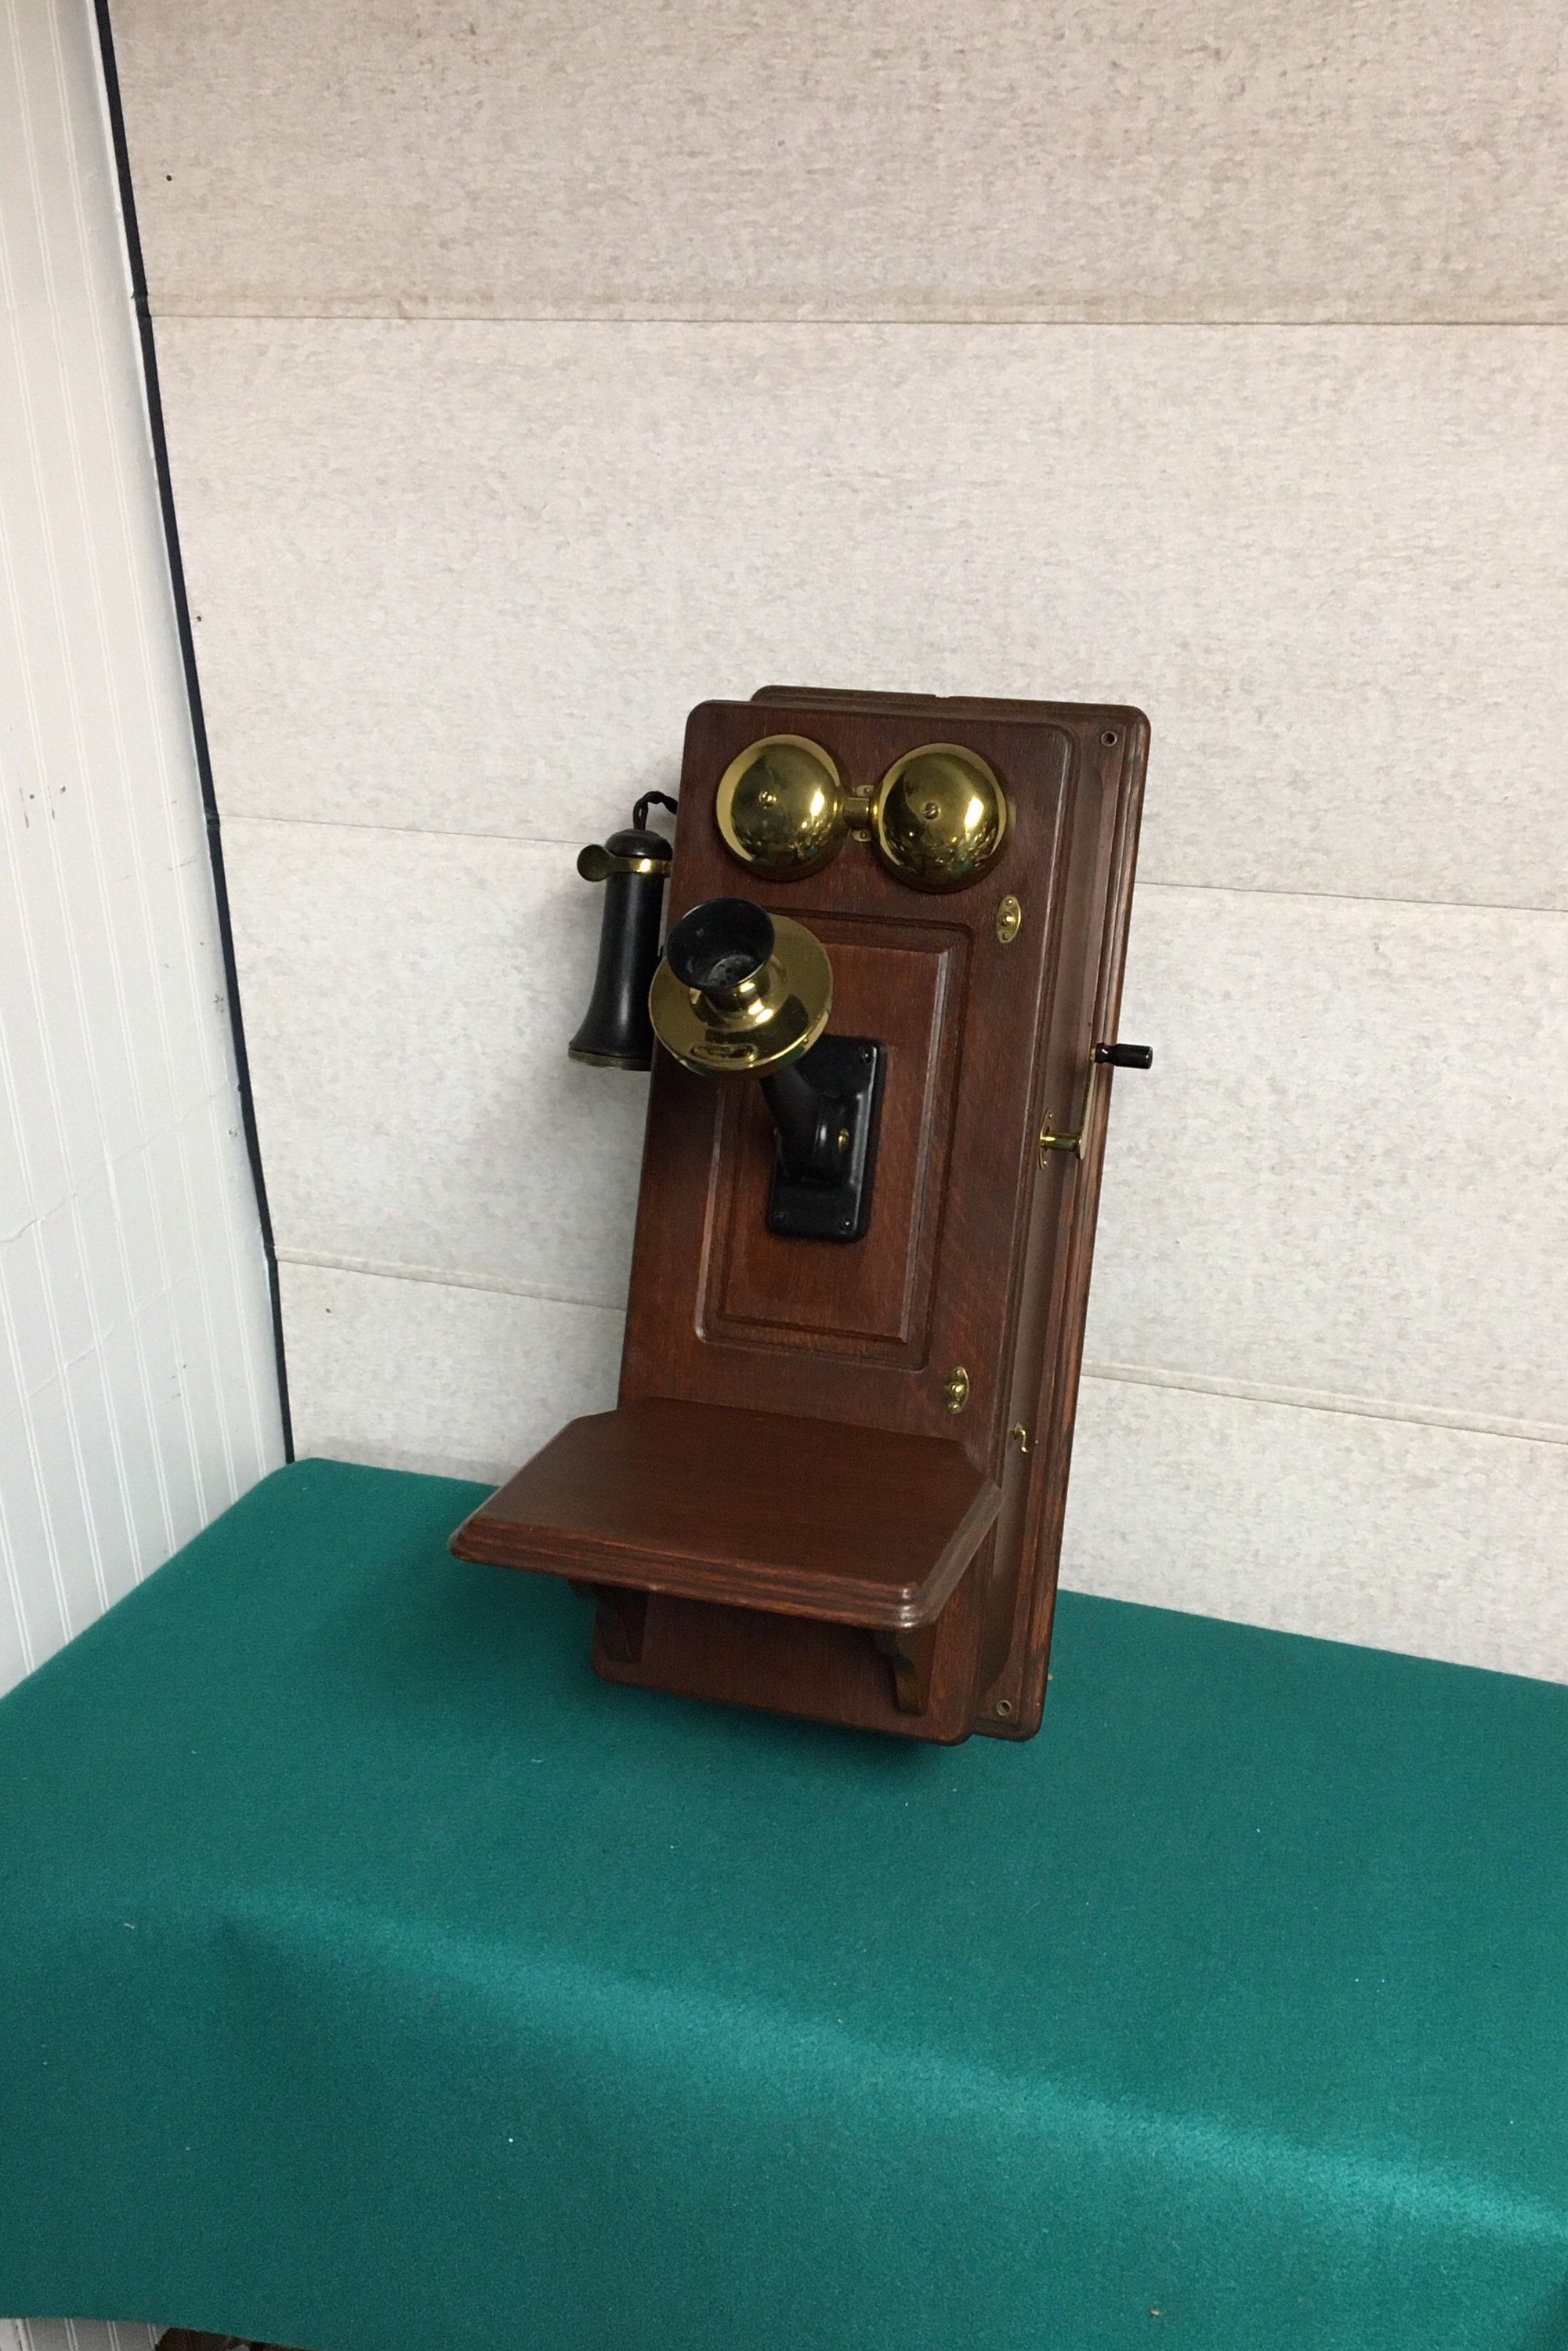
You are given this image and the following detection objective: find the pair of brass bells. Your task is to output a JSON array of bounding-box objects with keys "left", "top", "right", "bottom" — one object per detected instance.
[{"left": 716, "top": 735, "right": 1008, "bottom": 892}]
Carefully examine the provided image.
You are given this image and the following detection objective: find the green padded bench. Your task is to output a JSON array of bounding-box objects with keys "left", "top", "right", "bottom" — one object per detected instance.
[{"left": 2, "top": 1458, "right": 1566, "bottom": 2350}]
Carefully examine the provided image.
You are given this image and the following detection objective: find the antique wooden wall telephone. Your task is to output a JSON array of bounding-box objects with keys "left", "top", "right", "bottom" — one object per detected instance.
[{"left": 452, "top": 686, "right": 1150, "bottom": 1743}]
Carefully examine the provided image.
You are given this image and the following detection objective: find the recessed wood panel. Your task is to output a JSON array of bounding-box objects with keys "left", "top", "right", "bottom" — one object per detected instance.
[
  {"left": 620, "top": 704, "right": 1077, "bottom": 1462},
  {"left": 705, "top": 919, "right": 965, "bottom": 1359}
]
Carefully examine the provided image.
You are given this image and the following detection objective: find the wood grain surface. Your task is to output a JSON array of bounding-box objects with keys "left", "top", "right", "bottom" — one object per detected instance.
[{"left": 453, "top": 1396, "right": 1000, "bottom": 1629}]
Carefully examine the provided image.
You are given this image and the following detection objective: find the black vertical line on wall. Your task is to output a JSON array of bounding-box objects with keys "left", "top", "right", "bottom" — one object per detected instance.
[{"left": 91, "top": 0, "right": 295, "bottom": 1460}]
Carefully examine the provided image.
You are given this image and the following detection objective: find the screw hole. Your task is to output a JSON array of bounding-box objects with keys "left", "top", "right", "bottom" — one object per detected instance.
[
  {"left": 994, "top": 1698, "right": 1014, "bottom": 1718},
  {"left": 1101, "top": 729, "right": 1118, "bottom": 747}
]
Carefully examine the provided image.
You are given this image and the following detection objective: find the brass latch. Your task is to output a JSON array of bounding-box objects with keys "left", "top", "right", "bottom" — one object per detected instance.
[{"left": 1040, "top": 1041, "right": 1153, "bottom": 1164}]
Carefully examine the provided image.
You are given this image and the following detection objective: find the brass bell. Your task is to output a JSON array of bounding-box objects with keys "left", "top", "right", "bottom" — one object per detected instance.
[
  {"left": 715, "top": 736, "right": 847, "bottom": 878},
  {"left": 873, "top": 744, "right": 1009, "bottom": 891}
]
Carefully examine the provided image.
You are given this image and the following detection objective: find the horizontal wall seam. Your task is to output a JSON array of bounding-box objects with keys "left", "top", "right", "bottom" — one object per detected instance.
[
  {"left": 224, "top": 817, "right": 1568, "bottom": 922},
  {"left": 231, "top": 812, "right": 583, "bottom": 853},
  {"left": 1139, "top": 879, "right": 1568, "bottom": 918},
  {"left": 278, "top": 1245, "right": 623, "bottom": 1316},
  {"left": 1085, "top": 1360, "right": 1568, "bottom": 1450},
  {"left": 276, "top": 1248, "right": 1568, "bottom": 1450},
  {"left": 145, "top": 309, "right": 1568, "bottom": 329}
]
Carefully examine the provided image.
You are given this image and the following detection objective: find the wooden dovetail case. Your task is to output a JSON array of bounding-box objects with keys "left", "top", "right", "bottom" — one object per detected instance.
[{"left": 451, "top": 686, "right": 1150, "bottom": 1743}]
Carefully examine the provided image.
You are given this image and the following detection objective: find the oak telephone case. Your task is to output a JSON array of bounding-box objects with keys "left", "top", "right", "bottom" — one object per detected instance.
[{"left": 451, "top": 686, "right": 1150, "bottom": 1744}]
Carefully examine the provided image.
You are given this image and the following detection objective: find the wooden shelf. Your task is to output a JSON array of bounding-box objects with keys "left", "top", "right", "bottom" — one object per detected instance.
[{"left": 451, "top": 1397, "right": 1001, "bottom": 1632}]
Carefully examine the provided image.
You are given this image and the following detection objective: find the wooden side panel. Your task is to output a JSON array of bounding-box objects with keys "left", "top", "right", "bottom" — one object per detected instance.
[{"left": 982, "top": 716, "right": 1151, "bottom": 1737}]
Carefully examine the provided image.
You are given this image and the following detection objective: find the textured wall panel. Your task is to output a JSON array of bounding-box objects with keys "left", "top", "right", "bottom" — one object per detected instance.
[
  {"left": 111, "top": 0, "right": 1568, "bottom": 323},
  {"left": 154, "top": 319, "right": 1568, "bottom": 914},
  {"left": 1088, "top": 886, "right": 1568, "bottom": 1434},
  {"left": 222, "top": 818, "right": 647, "bottom": 1310},
  {"left": 1063, "top": 1376, "right": 1568, "bottom": 1685},
  {"left": 279, "top": 1260, "right": 622, "bottom": 1484}
]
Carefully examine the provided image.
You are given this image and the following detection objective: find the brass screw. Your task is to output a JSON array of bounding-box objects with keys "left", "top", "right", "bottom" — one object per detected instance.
[{"left": 836, "top": 1127, "right": 851, "bottom": 1150}]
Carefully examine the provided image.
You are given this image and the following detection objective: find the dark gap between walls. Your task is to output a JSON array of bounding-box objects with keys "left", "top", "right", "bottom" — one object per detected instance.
[{"left": 91, "top": 0, "right": 295, "bottom": 1460}]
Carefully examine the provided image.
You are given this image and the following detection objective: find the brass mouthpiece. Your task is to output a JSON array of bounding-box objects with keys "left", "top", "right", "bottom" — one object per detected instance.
[{"left": 649, "top": 896, "right": 832, "bottom": 1077}]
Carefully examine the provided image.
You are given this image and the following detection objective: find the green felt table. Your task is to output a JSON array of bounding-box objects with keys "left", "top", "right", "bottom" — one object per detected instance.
[{"left": 2, "top": 1459, "right": 1566, "bottom": 2351}]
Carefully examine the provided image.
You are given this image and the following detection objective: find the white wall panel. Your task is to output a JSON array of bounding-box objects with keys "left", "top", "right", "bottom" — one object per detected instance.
[
  {"left": 279, "top": 1259, "right": 622, "bottom": 1485},
  {"left": 111, "top": 0, "right": 1567, "bottom": 324},
  {"left": 0, "top": 0, "right": 282, "bottom": 1665},
  {"left": 154, "top": 319, "right": 1568, "bottom": 915},
  {"left": 1063, "top": 1376, "right": 1568, "bottom": 1686},
  {"left": 1088, "top": 886, "right": 1568, "bottom": 1435},
  {"left": 220, "top": 818, "right": 646, "bottom": 1310}
]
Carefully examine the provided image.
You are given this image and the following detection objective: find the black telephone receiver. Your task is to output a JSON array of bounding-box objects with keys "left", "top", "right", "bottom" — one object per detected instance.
[{"left": 567, "top": 792, "right": 678, "bottom": 1070}]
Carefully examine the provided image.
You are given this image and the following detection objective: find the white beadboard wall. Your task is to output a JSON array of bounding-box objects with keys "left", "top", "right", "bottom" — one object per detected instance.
[
  {"left": 0, "top": 2328, "right": 157, "bottom": 2351},
  {"left": 1, "top": 0, "right": 282, "bottom": 2315},
  {"left": 106, "top": 0, "right": 1568, "bottom": 1684},
  {"left": 0, "top": 0, "right": 281, "bottom": 1693}
]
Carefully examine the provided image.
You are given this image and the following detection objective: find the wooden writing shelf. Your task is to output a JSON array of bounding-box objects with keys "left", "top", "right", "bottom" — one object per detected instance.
[{"left": 454, "top": 1398, "right": 1001, "bottom": 1630}]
